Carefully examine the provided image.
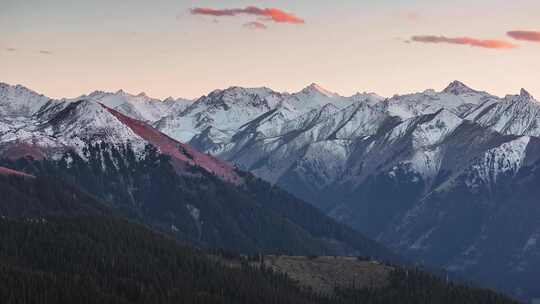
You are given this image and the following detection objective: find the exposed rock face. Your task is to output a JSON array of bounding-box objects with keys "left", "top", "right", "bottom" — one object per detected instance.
[{"left": 2, "top": 80, "right": 540, "bottom": 300}]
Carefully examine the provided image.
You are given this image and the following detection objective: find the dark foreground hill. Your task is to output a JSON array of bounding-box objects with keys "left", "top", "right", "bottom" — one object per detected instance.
[
  {"left": 0, "top": 215, "right": 518, "bottom": 304},
  {"left": 0, "top": 169, "right": 109, "bottom": 217},
  {"left": 0, "top": 147, "right": 397, "bottom": 261},
  {"left": 0, "top": 173, "right": 519, "bottom": 304}
]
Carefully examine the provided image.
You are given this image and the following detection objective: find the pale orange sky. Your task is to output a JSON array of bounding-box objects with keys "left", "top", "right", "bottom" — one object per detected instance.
[{"left": 1, "top": 0, "right": 539, "bottom": 100}]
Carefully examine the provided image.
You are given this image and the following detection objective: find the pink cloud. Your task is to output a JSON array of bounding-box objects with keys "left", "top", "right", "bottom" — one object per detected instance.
[
  {"left": 190, "top": 6, "right": 305, "bottom": 24},
  {"left": 411, "top": 35, "right": 518, "bottom": 49},
  {"left": 190, "top": 8, "right": 236, "bottom": 17},
  {"left": 406, "top": 12, "right": 420, "bottom": 22},
  {"left": 507, "top": 31, "right": 540, "bottom": 42},
  {"left": 243, "top": 21, "right": 267, "bottom": 30}
]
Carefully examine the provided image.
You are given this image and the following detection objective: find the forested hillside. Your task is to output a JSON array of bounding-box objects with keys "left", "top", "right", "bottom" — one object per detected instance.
[
  {"left": 0, "top": 173, "right": 519, "bottom": 304},
  {"left": 0, "top": 216, "right": 518, "bottom": 304},
  {"left": 0, "top": 172, "right": 108, "bottom": 217},
  {"left": 0, "top": 145, "right": 396, "bottom": 260}
]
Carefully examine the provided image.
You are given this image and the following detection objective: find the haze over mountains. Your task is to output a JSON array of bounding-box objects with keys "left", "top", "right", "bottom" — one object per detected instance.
[{"left": 1, "top": 80, "right": 540, "bottom": 301}]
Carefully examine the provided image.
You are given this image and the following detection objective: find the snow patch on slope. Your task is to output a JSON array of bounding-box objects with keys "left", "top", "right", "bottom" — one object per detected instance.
[
  {"left": 294, "top": 140, "right": 350, "bottom": 189},
  {"left": 82, "top": 90, "right": 191, "bottom": 123},
  {"left": 466, "top": 89, "right": 540, "bottom": 137},
  {"left": 470, "top": 136, "right": 530, "bottom": 184},
  {"left": 412, "top": 110, "right": 462, "bottom": 148},
  {"left": 0, "top": 83, "right": 52, "bottom": 117}
]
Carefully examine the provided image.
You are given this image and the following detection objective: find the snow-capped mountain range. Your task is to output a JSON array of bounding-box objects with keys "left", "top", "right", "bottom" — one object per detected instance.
[
  {"left": 0, "top": 81, "right": 400, "bottom": 263},
  {"left": 0, "top": 82, "right": 238, "bottom": 182},
  {"left": 1, "top": 80, "right": 540, "bottom": 299}
]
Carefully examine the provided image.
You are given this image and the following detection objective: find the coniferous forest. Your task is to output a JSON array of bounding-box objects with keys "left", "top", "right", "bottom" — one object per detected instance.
[
  {"left": 0, "top": 172, "right": 519, "bottom": 304},
  {"left": 0, "top": 216, "right": 518, "bottom": 304},
  {"left": 0, "top": 144, "right": 397, "bottom": 260}
]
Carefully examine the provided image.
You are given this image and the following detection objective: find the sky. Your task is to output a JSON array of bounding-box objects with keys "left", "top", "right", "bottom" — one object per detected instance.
[{"left": 0, "top": 0, "right": 539, "bottom": 100}]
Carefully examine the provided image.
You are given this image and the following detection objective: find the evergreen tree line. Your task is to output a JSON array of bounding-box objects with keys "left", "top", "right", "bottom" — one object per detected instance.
[
  {"left": 0, "top": 146, "right": 521, "bottom": 303},
  {"left": 335, "top": 267, "right": 517, "bottom": 304},
  {"left": 0, "top": 143, "right": 396, "bottom": 259},
  {"left": 0, "top": 216, "right": 519, "bottom": 304},
  {"left": 0, "top": 173, "right": 109, "bottom": 217}
]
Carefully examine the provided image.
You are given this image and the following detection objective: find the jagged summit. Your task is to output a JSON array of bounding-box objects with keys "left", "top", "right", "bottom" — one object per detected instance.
[
  {"left": 442, "top": 80, "right": 477, "bottom": 95},
  {"left": 74, "top": 89, "right": 191, "bottom": 123},
  {"left": 2, "top": 81, "right": 540, "bottom": 300},
  {"left": 299, "top": 83, "right": 339, "bottom": 97},
  {"left": 196, "top": 86, "right": 282, "bottom": 110},
  {"left": 502, "top": 88, "right": 536, "bottom": 104},
  {"left": 0, "top": 82, "right": 46, "bottom": 98},
  {"left": 0, "top": 82, "right": 31, "bottom": 91},
  {"left": 204, "top": 86, "right": 279, "bottom": 101},
  {"left": 0, "top": 82, "right": 52, "bottom": 117},
  {"left": 520, "top": 88, "right": 533, "bottom": 100},
  {"left": 87, "top": 90, "right": 106, "bottom": 97}
]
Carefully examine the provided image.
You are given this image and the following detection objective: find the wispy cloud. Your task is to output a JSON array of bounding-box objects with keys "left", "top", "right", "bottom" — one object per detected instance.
[
  {"left": 190, "top": 6, "right": 305, "bottom": 24},
  {"left": 405, "top": 12, "right": 420, "bottom": 22},
  {"left": 39, "top": 50, "right": 53, "bottom": 55},
  {"left": 243, "top": 21, "right": 267, "bottom": 30},
  {"left": 410, "top": 35, "right": 518, "bottom": 49},
  {"left": 5, "top": 48, "right": 16, "bottom": 52},
  {"left": 507, "top": 31, "right": 540, "bottom": 42}
]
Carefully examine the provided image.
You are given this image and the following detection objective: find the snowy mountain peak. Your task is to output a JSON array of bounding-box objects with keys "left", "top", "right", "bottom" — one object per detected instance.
[
  {"left": 350, "top": 92, "right": 385, "bottom": 106},
  {"left": 502, "top": 88, "right": 536, "bottom": 104},
  {"left": 0, "top": 82, "right": 52, "bottom": 117},
  {"left": 87, "top": 90, "right": 106, "bottom": 98},
  {"left": 77, "top": 89, "right": 192, "bottom": 123},
  {"left": 48, "top": 99, "right": 111, "bottom": 127},
  {"left": 199, "top": 86, "right": 281, "bottom": 109},
  {"left": 210, "top": 86, "right": 276, "bottom": 98},
  {"left": 103, "top": 106, "right": 242, "bottom": 184},
  {"left": 520, "top": 88, "right": 533, "bottom": 100},
  {"left": 300, "top": 83, "right": 339, "bottom": 97},
  {"left": 0, "top": 82, "right": 45, "bottom": 98},
  {"left": 87, "top": 89, "right": 157, "bottom": 102},
  {"left": 442, "top": 80, "right": 476, "bottom": 95}
]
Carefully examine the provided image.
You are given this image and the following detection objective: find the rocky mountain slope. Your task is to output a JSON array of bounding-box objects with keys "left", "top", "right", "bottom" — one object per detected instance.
[
  {"left": 94, "top": 80, "right": 538, "bottom": 301},
  {"left": 2, "top": 80, "right": 539, "bottom": 300},
  {"left": 0, "top": 82, "right": 397, "bottom": 260}
]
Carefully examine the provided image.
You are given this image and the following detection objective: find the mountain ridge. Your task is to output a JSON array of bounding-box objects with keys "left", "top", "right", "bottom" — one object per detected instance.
[
  {"left": 0, "top": 80, "right": 402, "bottom": 262},
  {"left": 2, "top": 80, "right": 540, "bottom": 300}
]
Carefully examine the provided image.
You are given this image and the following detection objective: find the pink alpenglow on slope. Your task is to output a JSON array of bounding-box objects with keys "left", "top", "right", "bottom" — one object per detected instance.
[
  {"left": 0, "top": 143, "right": 48, "bottom": 161},
  {"left": 103, "top": 105, "right": 242, "bottom": 184},
  {"left": 0, "top": 166, "right": 35, "bottom": 178}
]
